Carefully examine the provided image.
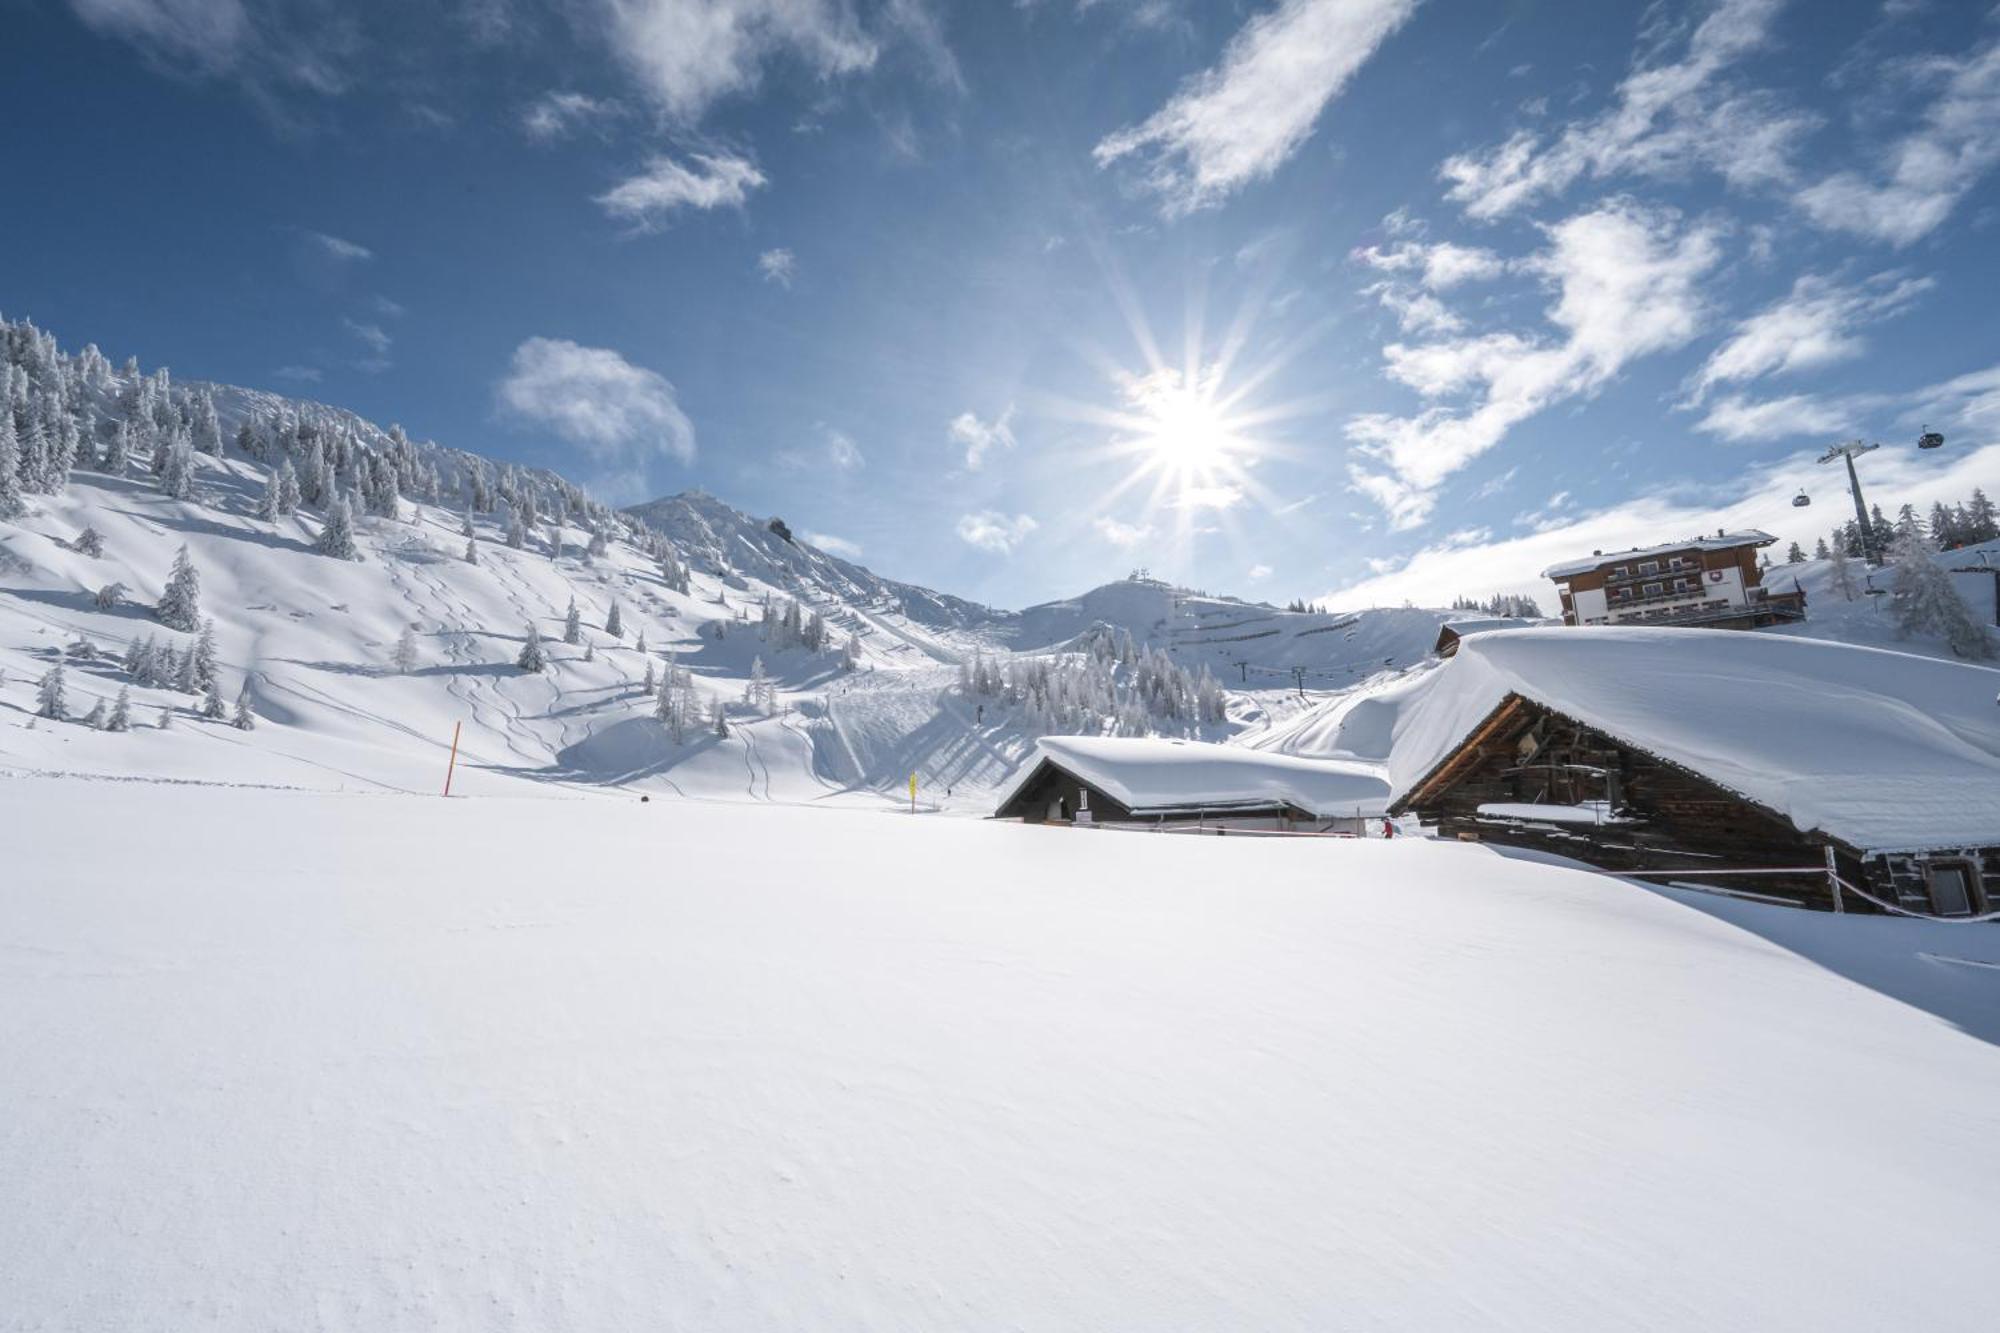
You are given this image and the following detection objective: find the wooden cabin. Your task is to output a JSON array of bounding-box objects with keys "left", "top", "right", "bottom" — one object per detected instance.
[
  {"left": 995, "top": 736, "right": 1388, "bottom": 834},
  {"left": 1389, "top": 627, "right": 2000, "bottom": 917}
]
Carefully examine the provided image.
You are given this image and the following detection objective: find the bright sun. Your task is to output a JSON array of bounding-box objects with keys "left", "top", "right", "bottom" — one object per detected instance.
[{"left": 1129, "top": 372, "right": 1240, "bottom": 483}]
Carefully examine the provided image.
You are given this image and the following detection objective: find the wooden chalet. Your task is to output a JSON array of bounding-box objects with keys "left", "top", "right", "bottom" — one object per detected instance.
[
  {"left": 1389, "top": 627, "right": 2000, "bottom": 918},
  {"left": 995, "top": 736, "right": 1388, "bottom": 834}
]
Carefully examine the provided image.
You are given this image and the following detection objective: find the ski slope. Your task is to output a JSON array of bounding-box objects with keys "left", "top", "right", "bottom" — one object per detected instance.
[{"left": 4, "top": 783, "right": 1999, "bottom": 1331}]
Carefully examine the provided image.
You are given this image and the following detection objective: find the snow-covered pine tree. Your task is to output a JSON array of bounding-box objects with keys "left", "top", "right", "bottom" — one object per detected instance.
[
  {"left": 516, "top": 622, "right": 548, "bottom": 672},
  {"left": 161, "top": 439, "right": 194, "bottom": 499},
  {"left": 563, "top": 598, "right": 581, "bottom": 644},
  {"left": 1890, "top": 531, "right": 1993, "bottom": 658},
  {"left": 1785, "top": 542, "right": 1805, "bottom": 563},
  {"left": 1814, "top": 537, "right": 1830, "bottom": 560},
  {"left": 315, "top": 492, "right": 359, "bottom": 559},
  {"left": 276, "top": 458, "right": 301, "bottom": 514},
  {"left": 583, "top": 640, "right": 595, "bottom": 662},
  {"left": 201, "top": 682, "right": 226, "bottom": 719},
  {"left": 461, "top": 508, "right": 474, "bottom": 538},
  {"left": 605, "top": 601, "right": 622, "bottom": 639},
  {"left": 1832, "top": 544, "right": 1866, "bottom": 599},
  {"left": 0, "top": 412, "right": 22, "bottom": 519},
  {"left": 392, "top": 624, "right": 420, "bottom": 674},
  {"left": 192, "top": 392, "right": 221, "bottom": 455},
  {"left": 711, "top": 695, "right": 728, "bottom": 737},
  {"left": 73, "top": 524, "right": 104, "bottom": 557},
  {"left": 83, "top": 698, "right": 106, "bottom": 730},
  {"left": 506, "top": 512, "right": 526, "bottom": 549},
  {"left": 156, "top": 545, "right": 201, "bottom": 631},
  {"left": 258, "top": 467, "right": 281, "bottom": 522},
  {"left": 463, "top": 537, "right": 478, "bottom": 565},
  {"left": 232, "top": 681, "right": 256, "bottom": 730},
  {"left": 642, "top": 658, "right": 656, "bottom": 694},
  {"left": 175, "top": 642, "right": 199, "bottom": 694},
  {"left": 36, "top": 664, "right": 66, "bottom": 720},
  {"left": 192, "top": 619, "right": 217, "bottom": 691},
  {"left": 102, "top": 419, "right": 130, "bottom": 475},
  {"left": 107, "top": 685, "right": 132, "bottom": 732},
  {"left": 635, "top": 630, "right": 647, "bottom": 654}
]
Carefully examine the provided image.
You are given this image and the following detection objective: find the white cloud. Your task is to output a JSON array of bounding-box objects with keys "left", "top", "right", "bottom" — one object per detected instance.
[
  {"left": 956, "top": 510, "right": 1038, "bottom": 554},
  {"left": 1094, "top": 516, "right": 1153, "bottom": 547},
  {"left": 70, "top": 0, "right": 248, "bottom": 75},
  {"left": 803, "top": 529, "right": 862, "bottom": 558},
  {"left": 1693, "top": 392, "right": 1873, "bottom": 442},
  {"left": 342, "top": 318, "right": 391, "bottom": 354},
  {"left": 496, "top": 337, "right": 696, "bottom": 492},
  {"left": 1327, "top": 439, "right": 2000, "bottom": 610},
  {"left": 591, "top": 0, "right": 878, "bottom": 122},
  {"left": 342, "top": 317, "right": 392, "bottom": 372},
  {"left": 522, "top": 90, "right": 621, "bottom": 141},
  {"left": 68, "top": 0, "right": 350, "bottom": 97},
  {"left": 1354, "top": 237, "right": 1506, "bottom": 289},
  {"left": 1246, "top": 563, "right": 1273, "bottom": 581},
  {"left": 1693, "top": 354, "right": 2000, "bottom": 443},
  {"left": 1440, "top": 0, "right": 1809, "bottom": 219},
  {"left": 1796, "top": 39, "right": 2000, "bottom": 246},
  {"left": 308, "top": 230, "right": 372, "bottom": 261},
  {"left": 1092, "top": 0, "right": 1420, "bottom": 215},
  {"left": 949, "top": 407, "right": 1017, "bottom": 470},
  {"left": 757, "top": 247, "right": 798, "bottom": 286},
  {"left": 825, "top": 428, "right": 864, "bottom": 470},
  {"left": 273, "top": 364, "right": 322, "bottom": 383},
  {"left": 1684, "top": 271, "right": 1932, "bottom": 403},
  {"left": 1348, "top": 199, "right": 1723, "bottom": 529},
  {"left": 596, "top": 151, "right": 766, "bottom": 227}
]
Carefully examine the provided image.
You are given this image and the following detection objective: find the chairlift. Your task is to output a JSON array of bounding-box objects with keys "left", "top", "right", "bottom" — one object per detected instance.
[
  {"left": 1917, "top": 426, "right": 1945, "bottom": 450},
  {"left": 1791, "top": 490, "right": 1811, "bottom": 508}
]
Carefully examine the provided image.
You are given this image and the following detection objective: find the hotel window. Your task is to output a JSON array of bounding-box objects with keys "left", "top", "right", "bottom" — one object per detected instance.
[
  {"left": 1638, "top": 560, "right": 1659, "bottom": 575},
  {"left": 1642, "top": 582, "right": 1663, "bottom": 597}
]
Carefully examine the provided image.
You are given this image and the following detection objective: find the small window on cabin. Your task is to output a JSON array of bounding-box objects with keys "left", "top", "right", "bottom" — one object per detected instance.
[{"left": 1926, "top": 862, "right": 1977, "bottom": 917}]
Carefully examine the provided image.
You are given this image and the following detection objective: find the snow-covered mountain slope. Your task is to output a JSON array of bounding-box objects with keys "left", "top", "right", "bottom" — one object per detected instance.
[
  {"left": 995, "top": 577, "right": 1459, "bottom": 683},
  {"left": 9, "top": 783, "right": 2000, "bottom": 1330},
  {"left": 0, "top": 319, "right": 1311, "bottom": 803},
  {"left": 625, "top": 490, "right": 994, "bottom": 649}
]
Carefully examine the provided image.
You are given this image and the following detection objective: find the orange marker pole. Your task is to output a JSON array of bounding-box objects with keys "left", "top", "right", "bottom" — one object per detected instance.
[{"left": 443, "top": 720, "right": 462, "bottom": 797}]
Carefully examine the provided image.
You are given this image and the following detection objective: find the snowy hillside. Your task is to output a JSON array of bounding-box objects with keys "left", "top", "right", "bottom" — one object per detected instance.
[
  {"left": 8, "top": 784, "right": 1999, "bottom": 1330},
  {"left": 0, "top": 316, "right": 1459, "bottom": 804}
]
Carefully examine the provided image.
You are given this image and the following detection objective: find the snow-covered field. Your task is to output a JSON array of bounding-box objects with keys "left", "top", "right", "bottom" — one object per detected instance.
[{"left": 6, "top": 782, "right": 2000, "bottom": 1331}]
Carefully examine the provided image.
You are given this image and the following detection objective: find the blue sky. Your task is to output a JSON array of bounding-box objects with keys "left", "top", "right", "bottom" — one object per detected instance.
[{"left": 4, "top": 0, "right": 1998, "bottom": 610}]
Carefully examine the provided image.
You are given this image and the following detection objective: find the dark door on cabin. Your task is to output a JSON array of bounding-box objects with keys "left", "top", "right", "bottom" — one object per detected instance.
[{"left": 1926, "top": 862, "right": 1979, "bottom": 917}]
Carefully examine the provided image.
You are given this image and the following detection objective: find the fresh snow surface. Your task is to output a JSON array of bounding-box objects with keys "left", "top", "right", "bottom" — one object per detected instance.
[
  {"left": 1004, "top": 734, "right": 1389, "bottom": 816},
  {"left": 1390, "top": 626, "right": 2000, "bottom": 852},
  {"left": 5, "top": 784, "right": 2000, "bottom": 1330}
]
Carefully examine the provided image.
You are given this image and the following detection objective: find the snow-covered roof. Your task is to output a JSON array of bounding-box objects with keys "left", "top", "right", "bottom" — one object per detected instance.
[
  {"left": 1001, "top": 736, "right": 1390, "bottom": 818},
  {"left": 1390, "top": 626, "right": 2000, "bottom": 853},
  {"left": 1542, "top": 530, "right": 1776, "bottom": 580}
]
